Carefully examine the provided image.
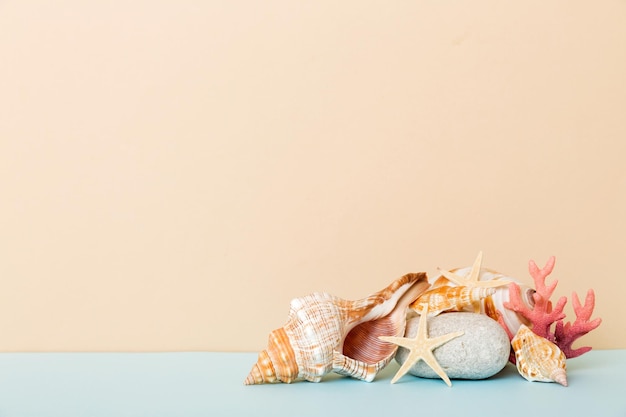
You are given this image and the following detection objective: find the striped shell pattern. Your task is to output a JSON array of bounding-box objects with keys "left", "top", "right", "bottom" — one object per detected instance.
[
  {"left": 512, "top": 324, "right": 568, "bottom": 386},
  {"left": 245, "top": 272, "right": 430, "bottom": 384}
]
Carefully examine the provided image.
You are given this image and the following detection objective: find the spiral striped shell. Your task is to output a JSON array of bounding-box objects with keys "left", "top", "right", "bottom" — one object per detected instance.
[
  {"left": 245, "top": 272, "right": 430, "bottom": 384},
  {"left": 512, "top": 324, "right": 568, "bottom": 386},
  {"left": 431, "top": 267, "right": 536, "bottom": 336},
  {"left": 410, "top": 285, "right": 496, "bottom": 316}
]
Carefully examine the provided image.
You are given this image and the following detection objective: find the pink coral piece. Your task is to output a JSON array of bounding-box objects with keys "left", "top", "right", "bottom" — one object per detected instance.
[
  {"left": 504, "top": 256, "right": 601, "bottom": 359},
  {"left": 555, "top": 289, "right": 603, "bottom": 358}
]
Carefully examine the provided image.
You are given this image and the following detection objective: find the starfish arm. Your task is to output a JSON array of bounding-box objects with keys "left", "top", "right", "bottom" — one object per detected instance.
[
  {"left": 415, "top": 304, "right": 429, "bottom": 338},
  {"left": 428, "top": 331, "right": 465, "bottom": 349},
  {"left": 389, "top": 351, "right": 423, "bottom": 384},
  {"left": 378, "top": 335, "right": 413, "bottom": 350},
  {"left": 438, "top": 268, "right": 469, "bottom": 286},
  {"left": 421, "top": 350, "right": 453, "bottom": 387},
  {"left": 467, "top": 250, "right": 483, "bottom": 282}
]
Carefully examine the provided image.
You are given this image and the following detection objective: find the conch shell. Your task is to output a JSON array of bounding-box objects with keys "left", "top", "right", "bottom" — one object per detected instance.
[
  {"left": 512, "top": 324, "right": 568, "bottom": 386},
  {"left": 410, "top": 285, "right": 496, "bottom": 316},
  {"left": 245, "top": 272, "right": 430, "bottom": 384},
  {"left": 429, "top": 267, "right": 536, "bottom": 336}
]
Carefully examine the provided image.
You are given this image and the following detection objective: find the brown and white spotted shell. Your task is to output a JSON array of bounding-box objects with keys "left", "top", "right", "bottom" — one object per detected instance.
[
  {"left": 511, "top": 324, "right": 568, "bottom": 386},
  {"left": 244, "top": 272, "right": 430, "bottom": 384}
]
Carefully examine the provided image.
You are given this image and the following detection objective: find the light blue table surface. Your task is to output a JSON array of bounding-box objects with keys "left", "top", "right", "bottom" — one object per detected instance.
[{"left": 0, "top": 350, "right": 623, "bottom": 417}]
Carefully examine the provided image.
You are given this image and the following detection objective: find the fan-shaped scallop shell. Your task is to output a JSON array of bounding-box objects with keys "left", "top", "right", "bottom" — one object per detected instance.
[
  {"left": 244, "top": 272, "right": 430, "bottom": 384},
  {"left": 409, "top": 285, "right": 496, "bottom": 316},
  {"left": 511, "top": 324, "right": 568, "bottom": 386},
  {"left": 430, "top": 267, "right": 536, "bottom": 336}
]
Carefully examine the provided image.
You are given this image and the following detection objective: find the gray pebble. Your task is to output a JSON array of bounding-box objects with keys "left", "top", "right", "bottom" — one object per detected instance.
[{"left": 395, "top": 312, "right": 510, "bottom": 380}]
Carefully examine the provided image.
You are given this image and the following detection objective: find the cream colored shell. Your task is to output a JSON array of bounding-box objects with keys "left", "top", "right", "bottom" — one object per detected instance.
[
  {"left": 245, "top": 272, "right": 430, "bottom": 384},
  {"left": 512, "top": 324, "right": 568, "bottom": 386}
]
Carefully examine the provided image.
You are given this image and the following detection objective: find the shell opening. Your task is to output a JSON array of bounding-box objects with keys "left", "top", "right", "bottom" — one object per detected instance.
[
  {"left": 342, "top": 275, "right": 430, "bottom": 365},
  {"left": 524, "top": 289, "right": 536, "bottom": 308},
  {"left": 343, "top": 319, "right": 398, "bottom": 364}
]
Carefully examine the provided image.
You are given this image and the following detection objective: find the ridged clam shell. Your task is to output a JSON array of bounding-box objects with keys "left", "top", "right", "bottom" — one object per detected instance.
[
  {"left": 245, "top": 272, "right": 430, "bottom": 384},
  {"left": 511, "top": 325, "right": 568, "bottom": 386},
  {"left": 432, "top": 267, "right": 536, "bottom": 336},
  {"left": 409, "top": 285, "right": 496, "bottom": 316}
]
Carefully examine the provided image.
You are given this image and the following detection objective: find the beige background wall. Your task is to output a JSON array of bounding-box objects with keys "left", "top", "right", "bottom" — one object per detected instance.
[{"left": 0, "top": 1, "right": 624, "bottom": 352}]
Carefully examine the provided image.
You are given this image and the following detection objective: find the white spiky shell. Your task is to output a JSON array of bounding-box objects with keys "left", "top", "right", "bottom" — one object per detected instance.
[
  {"left": 511, "top": 325, "right": 568, "bottom": 386},
  {"left": 244, "top": 272, "right": 430, "bottom": 384},
  {"left": 431, "top": 267, "right": 536, "bottom": 336}
]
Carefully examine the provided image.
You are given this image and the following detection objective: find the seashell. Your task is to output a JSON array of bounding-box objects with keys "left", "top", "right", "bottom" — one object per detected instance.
[
  {"left": 244, "top": 272, "right": 430, "bottom": 384},
  {"left": 409, "top": 285, "right": 496, "bottom": 316},
  {"left": 511, "top": 324, "right": 568, "bottom": 386},
  {"left": 431, "top": 267, "right": 536, "bottom": 337}
]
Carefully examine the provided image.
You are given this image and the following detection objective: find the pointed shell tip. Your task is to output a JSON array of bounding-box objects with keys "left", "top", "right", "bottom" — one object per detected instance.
[{"left": 553, "top": 370, "right": 568, "bottom": 387}]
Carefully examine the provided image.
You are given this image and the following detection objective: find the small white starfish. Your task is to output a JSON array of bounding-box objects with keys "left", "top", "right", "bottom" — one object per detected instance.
[
  {"left": 438, "top": 251, "right": 510, "bottom": 289},
  {"left": 379, "top": 304, "right": 464, "bottom": 386},
  {"left": 437, "top": 251, "right": 510, "bottom": 312}
]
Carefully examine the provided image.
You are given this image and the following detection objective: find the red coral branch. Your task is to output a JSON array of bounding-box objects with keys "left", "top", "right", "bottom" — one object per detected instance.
[
  {"left": 554, "top": 289, "right": 602, "bottom": 358},
  {"left": 505, "top": 257, "right": 566, "bottom": 343},
  {"left": 528, "top": 256, "right": 558, "bottom": 300},
  {"left": 504, "top": 256, "right": 602, "bottom": 359}
]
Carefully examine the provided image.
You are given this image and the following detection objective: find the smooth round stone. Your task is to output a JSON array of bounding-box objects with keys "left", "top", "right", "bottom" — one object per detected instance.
[{"left": 395, "top": 312, "right": 510, "bottom": 380}]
